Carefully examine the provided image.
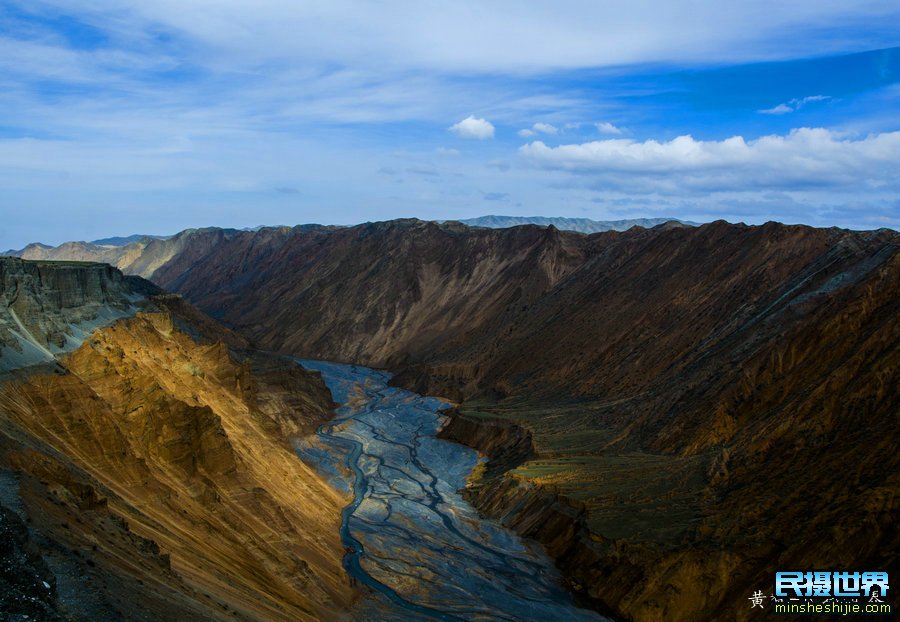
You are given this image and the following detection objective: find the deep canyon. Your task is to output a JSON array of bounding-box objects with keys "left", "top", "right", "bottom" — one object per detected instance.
[{"left": 3, "top": 218, "right": 898, "bottom": 621}]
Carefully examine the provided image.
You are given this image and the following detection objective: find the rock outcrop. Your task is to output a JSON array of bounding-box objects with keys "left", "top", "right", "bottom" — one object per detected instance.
[
  {"left": 437, "top": 410, "right": 535, "bottom": 478},
  {"left": 0, "top": 257, "right": 160, "bottom": 373}
]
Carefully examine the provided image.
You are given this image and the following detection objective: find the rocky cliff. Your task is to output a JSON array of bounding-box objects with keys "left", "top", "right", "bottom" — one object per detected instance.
[
  {"left": 0, "top": 257, "right": 163, "bottom": 373},
  {"left": 152, "top": 220, "right": 588, "bottom": 371},
  {"left": 437, "top": 410, "right": 536, "bottom": 478},
  {"left": 0, "top": 260, "right": 355, "bottom": 620}
]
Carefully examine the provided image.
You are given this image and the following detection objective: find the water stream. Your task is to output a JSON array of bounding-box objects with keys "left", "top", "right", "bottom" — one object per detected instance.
[{"left": 296, "top": 360, "right": 609, "bottom": 622}]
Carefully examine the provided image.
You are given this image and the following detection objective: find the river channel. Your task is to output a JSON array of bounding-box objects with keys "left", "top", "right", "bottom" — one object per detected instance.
[{"left": 295, "top": 360, "right": 609, "bottom": 622}]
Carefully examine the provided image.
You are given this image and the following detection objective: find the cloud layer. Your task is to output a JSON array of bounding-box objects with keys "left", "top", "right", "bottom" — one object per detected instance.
[
  {"left": 15, "top": 1, "right": 899, "bottom": 72},
  {"left": 520, "top": 128, "right": 900, "bottom": 193}
]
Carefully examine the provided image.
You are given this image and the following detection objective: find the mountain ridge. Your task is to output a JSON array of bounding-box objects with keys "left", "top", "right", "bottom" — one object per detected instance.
[
  {"left": 3, "top": 216, "right": 702, "bottom": 264},
  {"left": 456, "top": 214, "right": 698, "bottom": 232}
]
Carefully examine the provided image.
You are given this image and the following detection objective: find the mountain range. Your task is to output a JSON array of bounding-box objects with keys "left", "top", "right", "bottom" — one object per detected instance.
[
  {"left": 457, "top": 215, "right": 696, "bottom": 232},
  {"left": 1, "top": 217, "right": 897, "bottom": 621},
  {"left": 3, "top": 216, "right": 691, "bottom": 264}
]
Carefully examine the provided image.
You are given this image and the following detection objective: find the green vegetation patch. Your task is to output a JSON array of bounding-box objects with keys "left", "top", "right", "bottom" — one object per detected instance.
[{"left": 461, "top": 398, "right": 713, "bottom": 544}]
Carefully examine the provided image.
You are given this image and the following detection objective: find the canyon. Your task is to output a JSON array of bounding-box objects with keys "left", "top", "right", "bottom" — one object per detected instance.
[
  {"left": 3, "top": 218, "right": 898, "bottom": 621},
  {"left": 0, "top": 254, "right": 616, "bottom": 621}
]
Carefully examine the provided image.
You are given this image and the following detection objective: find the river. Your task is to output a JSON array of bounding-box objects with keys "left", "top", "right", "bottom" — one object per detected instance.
[{"left": 295, "top": 360, "right": 610, "bottom": 622}]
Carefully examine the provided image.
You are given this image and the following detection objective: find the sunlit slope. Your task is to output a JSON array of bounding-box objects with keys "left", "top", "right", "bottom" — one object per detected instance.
[{"left": 0, "top": 260, "right": 355, "bottom": 620}]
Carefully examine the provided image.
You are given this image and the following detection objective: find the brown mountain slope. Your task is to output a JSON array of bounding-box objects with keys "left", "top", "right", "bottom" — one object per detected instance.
[
  {"left": 139, "top": 219, "right": 898, "bottom": 621},
  {"left": 145, "top": 221, "right": 897, "bottom": 409},
  {"left": 152, "top": 220, "right": 587, "bottom": 366},
  {"left": 0, "top": 259, "right": 354, "bottom": 620}
]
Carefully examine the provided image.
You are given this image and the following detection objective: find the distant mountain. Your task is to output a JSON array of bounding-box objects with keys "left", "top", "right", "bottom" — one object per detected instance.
[
  {"left": 457, "top": 215, "right": 697, "bottom": 233},
  {"left": 2, "top": 236, "right": 163, "bottom": 257},
  {"left": 4, "top": 228, "right": 243, "bottom": 279},
  {"left": 91, "top": 234, "right": 169, "bottom": 246},
  {"left": 2, "top": 242, "right": 50, "bottom": 256}
]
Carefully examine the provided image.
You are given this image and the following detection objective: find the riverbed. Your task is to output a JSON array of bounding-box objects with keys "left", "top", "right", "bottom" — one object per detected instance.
[{"left": 295, "top": 360, "right": 609, "bottom": 622}]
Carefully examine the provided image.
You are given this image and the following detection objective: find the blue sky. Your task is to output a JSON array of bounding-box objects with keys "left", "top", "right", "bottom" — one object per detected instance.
[{"left": 1, "top": 1, "right": 899, "bottom": 248}]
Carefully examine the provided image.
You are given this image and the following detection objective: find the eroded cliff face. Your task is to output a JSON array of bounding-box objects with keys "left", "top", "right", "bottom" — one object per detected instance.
[
  {"left": 151, "top": 220, "right": 587, "bottom": 369},
  {"left": 0, "top": 260, "right": 354, "bottom": 620},
  {"left": 0, "top": 257, "right": 160, "bottom": 373}
]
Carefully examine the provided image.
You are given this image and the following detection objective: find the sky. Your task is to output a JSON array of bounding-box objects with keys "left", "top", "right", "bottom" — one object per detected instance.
[{"left": 1, "top": 1, "right": 899, "bottom": 249}]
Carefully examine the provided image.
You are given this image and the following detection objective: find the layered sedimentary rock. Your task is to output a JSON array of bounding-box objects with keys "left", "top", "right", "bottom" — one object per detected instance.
[
  {"left": 0, "top": 257, "right": 160, "bottom": 373},
  {"left": 0, "top": 260, "right": 354, "bottom": 620}
]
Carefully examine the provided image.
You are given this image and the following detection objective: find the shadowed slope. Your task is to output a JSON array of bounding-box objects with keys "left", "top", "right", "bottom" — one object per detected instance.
[{"left": 153, "top": 219, "right": 587, "bottom": 368}]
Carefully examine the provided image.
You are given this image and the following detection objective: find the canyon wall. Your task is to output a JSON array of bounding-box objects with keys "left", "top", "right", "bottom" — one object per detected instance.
[
  {"left": 0, "top": 257, "right": 161, "bottom": 372},
  {"left": 0, "top": 259, "right": 355, "bottom": 620},
  {"left": 437, "top": 411, "right": 536, "bottom": 477}
]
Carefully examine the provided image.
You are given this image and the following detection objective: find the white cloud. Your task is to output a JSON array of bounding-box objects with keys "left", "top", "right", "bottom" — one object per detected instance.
[
  {"left": 449, "top": 115, "right": 495, "bottom": 139},
  {"left": 759, "top": 95, "right": 831, "bottom": 115},
  {"left": 520, "top": 128, "right": 900, "bottom": 193},
  {"left": 595, "top": 121, "right": 624, "bottom": 135},
  {"left": 532, "top": 122, "right": 558, "bottom": 135},
  {"left": 519, "top": 122, "right": 558, "bottom": 137},
  {"left": 436, "top": 147, "right": 461, "bottom": 156},
  {"left": 759, "top": 103, "right": 794, "bottom": 115}
]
